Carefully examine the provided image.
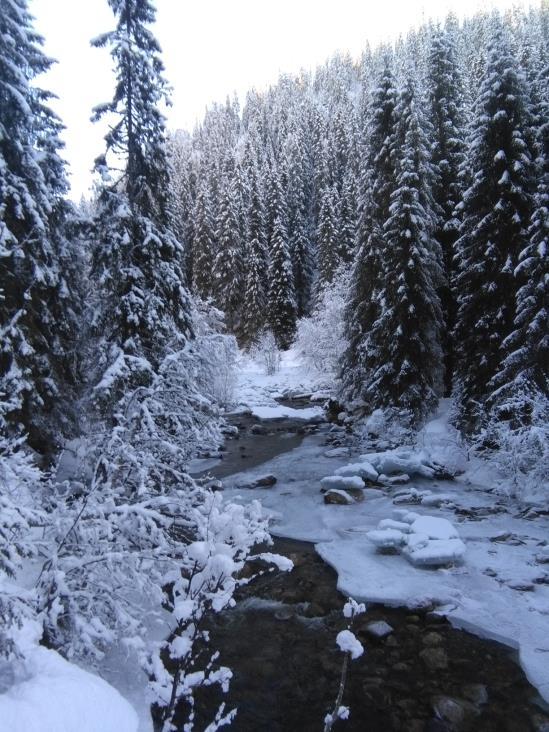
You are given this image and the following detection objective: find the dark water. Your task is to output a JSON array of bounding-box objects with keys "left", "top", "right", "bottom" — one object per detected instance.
[{"left": 200, "top": 411, "right": 322, "bottom": 480}]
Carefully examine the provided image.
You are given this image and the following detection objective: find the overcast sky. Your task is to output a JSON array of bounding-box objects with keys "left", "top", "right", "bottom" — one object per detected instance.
[{"left": 32, "top": 0, "right": 536, "bottom": 200}]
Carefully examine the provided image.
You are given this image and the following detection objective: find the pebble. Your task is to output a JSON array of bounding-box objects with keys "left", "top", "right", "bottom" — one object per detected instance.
[
  {"left": 365, "top": 620, "right": 394, "bottom": 638},
  {"left": 432, "top": 695, "right": 476, "bottom": 727},
  {"left": 422, "top": 631, "right": 444, "bottom": 646},
  {"left": 420, "top": 647, "right": 448, "bottom": 671},
  {"left": 462, "top": 683, "right": 488, "bottom": 706}
]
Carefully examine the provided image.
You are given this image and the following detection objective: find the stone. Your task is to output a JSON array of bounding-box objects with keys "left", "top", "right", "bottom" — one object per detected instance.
[
  {"left": 323, "top": 488, "right": 364, "bottom": 505},
  {"left": 253, "top": 474, "right": 277, "bottom": 488},
  {"left": 420, "top": 647, "right": 448, "bottom": 671},
  {"left": 431, "top": 696, "right": 478, "bottom": 728},
  {"left": 422, "top": 631, "right": 444, "bottom": 646},
  {"left": 462, "top": 683, "right": 488, "bottom": 707},
  {"left": 531, "top": 713, "right": 549, "bottom": 732},
  {"left": 206, "top": 479, "right": 223, "bottom": 492},
  {"left": 507, "top": 580, "right": 535, "bottom": 592},
  {"left": 250, "top": 424, "right": 268, "bottom": 435},
  {"left": 365, "top": 620, "right": 394, "bottom": 638},
  {"left": 385, "top": 473, "right": 411, "bottom": 485}
]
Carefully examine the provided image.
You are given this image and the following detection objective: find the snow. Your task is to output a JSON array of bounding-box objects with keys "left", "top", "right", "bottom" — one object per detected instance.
[
  {"left": 251, "top": 404, "right": 323, "bottom": 421},
  {"left": 0, "top": 624, "right": 138, "bottom": 732},
  {"left": 233, "top": 349, "right": 330, "bottom": 415},
  {"left": 334, "top": 461, "right": 379, "bottom": 482},
  {"left": 221, "top": 388, "right": 549, "bottom": 704},
  {"left": 336, "top": 629, "right": 364, "bottom": 659},
  {"left": 320, "top": 475, "right": 365, "bottom": 491}
]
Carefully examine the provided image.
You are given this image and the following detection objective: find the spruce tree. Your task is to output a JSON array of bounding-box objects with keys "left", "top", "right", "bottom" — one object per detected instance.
[
  {"left": 317, "top": 185, "right": 340, "bottom": 286},
  {"left": 192, "top": 181, "right": 216, "bottom": 300},
  {"left": 284, "top": 126, "right": 313, "bottom": 316},
  {"left": 241, "top": 158, "right": 268, "bottom": 345},
  {"left": 0, "top": 0, "right": 79, "bottom": 454},
  {"left": 361, "top": 79, "right": 443, "bottom": 421},
  {"left": 341, "top": 59, "right": 398, "bottom": 404},
  {"left": 453, "top": 19, "right": 535, "bottom": 432},
  {"left": 91, "top": 0, "right": 192, "bottom": 404},
  {"left": 268, "top": 215, "right": 297, "bottom": 350},
  {"left": 427, "top": 26, "right": 466, "bottom": 396},
  {"left": 491, "top": 63, "right": 549, "bottom": 417},
  {"left": 213, "top": 175, "right": 243, "bottom": 332}
]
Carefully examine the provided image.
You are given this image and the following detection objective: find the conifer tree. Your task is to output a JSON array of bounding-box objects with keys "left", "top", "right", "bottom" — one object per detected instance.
[
  {"left": 284, "top": 126, "right": 314, "bottom": 316},
  {"left": 90, "top": 0, "right": 193, "bottom": 407},
  {"left": 341, "top": 59, "right": 398, "bottom": 403},
  {"left": 241, "top": 159, "right": 268, "bottom": 345},
  {"left": 491, "top": 63, "right": 549, "bottom": 417},
  {"left": 453, "top": 19, "right": 535, "bottom": 431},
  {"left": 338, "top": 173, "right": 357, "bottom": 264},
  {"left": 317, "top": 185, "right": 340, "bottom": 286},
  {"left": 427, "top": 26, "right": 466, "bottom": 395},
  {"left": 268, "top": 215, "right": 297, "bottom": 349},
  {"left": 213, "top": 175, "right": 243, "bottom": 332},
  {"left": 0, "top": 0, "right": 79, "bottom": 453},
  {"left": 191, "top": 181, "right": 215, "bottom": 299},
  {"left": 360, "top": 79, "right": 443, "bottom": 421}
]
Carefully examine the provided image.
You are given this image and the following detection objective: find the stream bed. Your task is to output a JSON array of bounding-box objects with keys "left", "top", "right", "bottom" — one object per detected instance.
[{"left": 188, "top": 406, "right": 549, "bottom": 732}]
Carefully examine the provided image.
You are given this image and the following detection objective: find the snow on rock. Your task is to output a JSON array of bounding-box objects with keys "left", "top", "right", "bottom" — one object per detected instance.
[
  {"left": 321, "top": 475, "right": 365, "bottom": 492},
  {"left": 0, "top": 645, "right": 138, "bottom": 732},
  {"left": 360, "top": 448, "right": 453, "bottom": 479},
  {"left": 403, "top": 538, "right": 467, "bottom": 567},
  {"left": 251, "top": 405, "right": 323, "bottom": 421},
  {"left": 336, "top": 629, "right": 364, "bottom": 659},
  {"left": 367, "top": 514, "right": 465, "bottom": 567},
  {"left": 335, "top": 461, "right": 379, "bottom": 482},
  {"left": 367, "top": 528, "right": 407, "bottom": 551},
  {"left": 410, "top": 516, "right": 459, "bottom": 541}
]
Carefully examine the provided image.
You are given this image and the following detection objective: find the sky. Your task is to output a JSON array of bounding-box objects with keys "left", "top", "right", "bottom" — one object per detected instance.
[{"left": 32, "top": 0, "right": 537, "bottom": 200}]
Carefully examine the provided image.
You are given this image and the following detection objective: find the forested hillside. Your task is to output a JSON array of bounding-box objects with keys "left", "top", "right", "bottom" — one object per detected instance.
[{"left": 171, "top": 6, "right": 548, "bottom": 432}]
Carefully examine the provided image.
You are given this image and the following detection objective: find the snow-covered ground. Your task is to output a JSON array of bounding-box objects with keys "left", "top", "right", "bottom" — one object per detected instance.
[
  {"left": 0, "top": 622, "right": 138, "bottom": 732},
  {"left": 231, "top": 349, "right": 329, "bottom": 419},
  {"left": 222, "top": 357, "right": 549, "bottom": 705}
]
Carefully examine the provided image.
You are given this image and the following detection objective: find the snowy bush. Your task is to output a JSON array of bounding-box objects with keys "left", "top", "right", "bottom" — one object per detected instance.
[
  {"left": 0, "top": 406, "right": 45, "bottom": 662},
  {"left": 476, "top": 392, "right": 549, "bottom": 504},
  {"left": 145, "top": 496, "right": 289, "bottom": 731},
  {"left": 294, "top": 264, "right": 350, "bottom": 378},
  {"left": 192, "top": 299, "right": 238, "bottom": 409},
  {"left": 250, "top": 330, "right": 281, "bottom": 375}
]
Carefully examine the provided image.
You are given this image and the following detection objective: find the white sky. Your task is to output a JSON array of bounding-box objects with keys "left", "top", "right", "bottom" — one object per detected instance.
[{"left": 32, "top": 0, "right": 536, "bottom": 200}]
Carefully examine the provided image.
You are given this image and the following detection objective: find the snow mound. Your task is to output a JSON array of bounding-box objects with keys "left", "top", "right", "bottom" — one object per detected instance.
[
  {"left": 0, "top": 645, "right": 138, "bottom": 732},
  {"left": 334, "top": 461, "right": 379, "bottom": 482},
  {"left": 360, "top": 448, "right": 454, "bottom": 479},
  {"left": 367, "top": 514, "right": 465, "bottom": 567}
]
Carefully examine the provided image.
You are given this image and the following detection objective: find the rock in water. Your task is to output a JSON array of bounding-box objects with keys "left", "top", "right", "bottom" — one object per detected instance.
[
  {"left": 254, "top": 474, "right": 277, "bottom": 488},
  {"left": 365, "top": 620, "right": 394, "bottom": 638},
  {"left": 323, "top": 489, "right": 361, "bottom": 505}
]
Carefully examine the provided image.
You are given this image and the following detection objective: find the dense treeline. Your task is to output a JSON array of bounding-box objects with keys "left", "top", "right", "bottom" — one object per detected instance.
[{"left": 171, "top": 5, "right": 548, "bottom": 432}]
